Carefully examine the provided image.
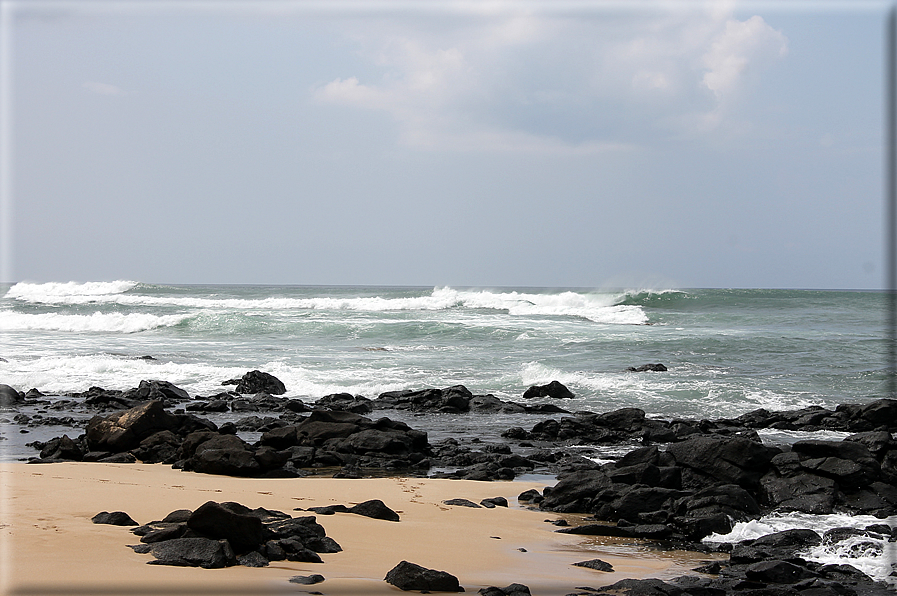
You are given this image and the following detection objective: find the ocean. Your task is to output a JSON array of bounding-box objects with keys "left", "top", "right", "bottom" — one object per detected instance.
[
  {"left": 0, "top": 281, "right": 888, "bottom": 417},
  {"left": 1, "top": 281, "right": 895, "bottom": 581}
]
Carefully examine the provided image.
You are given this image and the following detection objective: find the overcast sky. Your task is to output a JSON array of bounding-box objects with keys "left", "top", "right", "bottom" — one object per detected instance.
[{"left": 0, "top": 0, "right": 889, "bottom": 289}]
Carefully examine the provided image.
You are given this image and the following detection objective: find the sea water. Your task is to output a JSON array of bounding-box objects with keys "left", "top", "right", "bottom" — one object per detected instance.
[{"left": 0, "top": 281, "right": 894, "bottom": 581}]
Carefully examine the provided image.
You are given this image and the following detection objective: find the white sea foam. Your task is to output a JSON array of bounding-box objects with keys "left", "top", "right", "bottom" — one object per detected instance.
[
  {"left": 4, "top": 284, "right": 648, "bottom": 324},
  {"left": 0, "top": 312, "right": 192, "bottom": 333},
  {"left": 705, "top": 512, "right": 897, "bottom": 585},
  {"left": 5, "top": 280, "right": 138, "bottom": 300}
]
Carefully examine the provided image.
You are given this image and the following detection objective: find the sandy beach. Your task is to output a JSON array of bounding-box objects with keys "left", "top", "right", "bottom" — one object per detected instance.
[{"left": 0, "top": 462, "right": 722, "bottom": 595}]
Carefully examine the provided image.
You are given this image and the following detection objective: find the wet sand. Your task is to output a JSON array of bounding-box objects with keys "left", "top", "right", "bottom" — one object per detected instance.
[{"left": 0, "top": 462, "right": 722, "bottom": 595}]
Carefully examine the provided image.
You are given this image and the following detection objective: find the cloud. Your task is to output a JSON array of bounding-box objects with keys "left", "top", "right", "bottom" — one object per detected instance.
[
  {"left": 702, "top": 15, "right": 788, "bottom": 100},
  {"left": 311, "top": 4, "right": 789, "bottom": 152},
  {"left": 82, "top": 81, "right": 125, "bottom": 96}
]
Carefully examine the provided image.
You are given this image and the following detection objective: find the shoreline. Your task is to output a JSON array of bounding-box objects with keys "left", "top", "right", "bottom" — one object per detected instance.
[{"left": 0, "top": 462, "right": 721, "bottom": 596}]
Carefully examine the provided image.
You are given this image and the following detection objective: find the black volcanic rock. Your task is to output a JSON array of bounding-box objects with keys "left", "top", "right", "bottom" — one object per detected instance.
[
  {"left": 228, "top": 370, "right": 286, "bottom": 395},
  {"left": 522, "top": 380, "right": 574, "bottom": 399},
  {"left": 186, "top": 501, "right": 265, "bottom": 553},
  {"left": 0, "top": 384, "right": 23, "bottom": 406},
  {"left": 573, "top": 558, "right": 615, "bottom": 572},
  {"left": 86, "top": 400, "right": 181, "bottom": 453},
  {"left": 92, "top": 511, "right": 139, "bottom": 526},
  {"left": 348, "top": 499, "right": 400, "bottom": 521},
  {"left": 627, "top": 363, "right": 668, "bottom": 372},
  {"left": 147, "top": 537, "right": 236, "bottom": 568},
  {"left": 384, "top": 560, "right": 464, "bottom": 592}
]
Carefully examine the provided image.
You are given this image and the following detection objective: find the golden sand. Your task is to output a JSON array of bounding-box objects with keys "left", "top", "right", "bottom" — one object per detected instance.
[{"left": 0, "top": 462, "right": 722, "bottom": 595}]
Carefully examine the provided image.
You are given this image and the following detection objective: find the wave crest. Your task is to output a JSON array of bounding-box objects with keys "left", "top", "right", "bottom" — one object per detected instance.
[
  {"left": 0, "top": 311, "right": 192, "bottom": 333},
  {"left": 5, "top": 280, "right": 139, "bottom": 301}
]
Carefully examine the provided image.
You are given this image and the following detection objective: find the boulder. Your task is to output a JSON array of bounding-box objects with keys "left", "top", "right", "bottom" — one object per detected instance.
[
  {"left": 147, "top": 537, "right": 236, "bottom": 568},
  {"left": 522, "top": 380, "right": 575, "bottom": 399},
  {"left": 289, "top": 574, "right": 325, "bottom": 585},
  {"left": 125, "top": 380, "right": 190, "bottom": 403},
  {"left": 666, "top": 435, "right": 775, "bottom": 489},
  {"left": 91, "top": 511, "right": 138, "bottom": 526},
  {"left": 186, "top": 501, "right": 265, "bottom": 553},
  {"left": 0, "top": 384, "right": 23, "bottom": 406},
  {"left": 480, "top": 497, "right": 508, "bottom": 508},
  {"left": 230, "top": 370, "right": 286, "bottom": 395},
  {"left": 384, "top": 560, "right": 464, "bottom": 592},
  {"left": 86, "top": 400, "right": 180, "bottom": 453},
  {"left": 348, "top": 499, "right": 400, "bottom": 522},
  {"left": 573, "top": 558, "right": 615, "bottom": 572},
  {"left": 627, "top": 363, "right": 668, "bottom": 372},
  {"left": 443, "top": 498, "right": 481, "bottom": 508},
  {"left": 188, "top": 434, "right": 261, "bottom": 477}
]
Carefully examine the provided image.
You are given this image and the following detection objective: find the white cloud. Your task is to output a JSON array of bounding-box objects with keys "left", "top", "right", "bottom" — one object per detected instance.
[
  {"left": 311, "top": 5, "right": 789, "bottom": 151},
  {"left": 702, "top": 15, "right": 788, "bottom": 100}
]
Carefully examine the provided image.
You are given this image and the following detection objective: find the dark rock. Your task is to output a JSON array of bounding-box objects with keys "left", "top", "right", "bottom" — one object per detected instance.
[
  {"left": 86, "top": 400, "right": 180, "bottom": 453},
  {"left": 522, "top": 380, "right": 575, "bottom": 399},
  {"left": 289, "top": 574, "right": 325, "bottom": 585},
  {"left": 539, "top": 469, "right": 612, "bottom": 512},
  {"left": 744, "top": 560, "right": 818, "bottom": 583},
  {"left": 556, "top": 524, "right": 634, "bottom": 537},
  {"left": 348, "top": 499, "right": 400, "bottom": 522},
  {"left": 469, "top": 394, "right": 526, "bottom": 414},
  {"left": 40, "top": 434, "right": 84, "bottom": 461},
  {"left": 162, "top": 509, "right": 193, "bottom": 523},
  {"left": 480, "top": 497, "right": 509, "bottom": 508},
  {"left": 186, "top": 501, "right": 265, "bottom": 553},
  {"left": 573, "top": 558, "right": 615, "bottom": 572},
  {"left": 517, "top": 489, "right": 542, "bottom": 504},
  {"left": 478, "top": 584, "right": 532, "bottom": 596},
  {"left": 443, "top": 498, "right": 482, "bottom": 508},
  {"left": 627, "top": 363, "right": 668, "bottom": 372},
  {"left": 231, "top": 370, "right": 286, "bottom": 395},
  {"left": 139, "top": 524, "right": 188, "bottom": 543},
  {"left": 307, "top": 505, "right": 350, "bottom": 515},
  {"left": 595, "top": 578, "right": 685, "bottom": 595},
  {"left": 384, "top": 560, "right": 464, "bottom": 592},
  {"left": 0, "top": 384, "right": 23, "bottom": 406},
  {"left": 377, "top": 385, "right": 474, "bottom": 413},
  {"left": 92, "top": 511, "right": 139, "bottom": 526},
  {"left": 147, "top": 537, "right": 236, "bottom": 568},
  {"left": 125, "top": 380, "right": 191, "bottom": 403},
  {"left": 237, "top": 551, "right": 269, "bottom": 567},
  {"left": 760, "top": 472, "right": 837, "bottom": 514},
  {"left": 315, "top": 393, "right": 373, "bottom": 414},
  {"left": 667, "top": 435, "right": 775, "bottom": 490},
  {"left": 187, "top": 434, "right": 261, "bottom": 477}
]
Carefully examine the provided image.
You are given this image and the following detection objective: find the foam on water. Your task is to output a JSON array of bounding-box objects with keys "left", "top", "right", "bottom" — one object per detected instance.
[
  {"left": 5, "top": 280, "right": 138, "bottom": 300},
  {"left": 4, "top": 284, "right": 648, "bottom": 325},
  {"left": 0, "top": 311, "right": 193, "bottom": 333},
  {"left": 705, "top": 512, "right": 897, "bottom": 585}
]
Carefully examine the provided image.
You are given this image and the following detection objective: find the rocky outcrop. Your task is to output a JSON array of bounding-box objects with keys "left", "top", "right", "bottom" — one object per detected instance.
[{"left": 537, "top": 433, "right": 897, "bottom": 542}]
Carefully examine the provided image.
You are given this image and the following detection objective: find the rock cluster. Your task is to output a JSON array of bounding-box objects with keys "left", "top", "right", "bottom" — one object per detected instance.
[
  {"left": 564, "top": 527, "right": 894, "bottom": 595},
  {"left": 123, "top": 501, "right": 341, "bottom": 568},
  {"left": 529, "top": 428, "right": 897, "bottom": 542},
  {"left": 30, "top": 399, "right": 434, "bottom": 477}
]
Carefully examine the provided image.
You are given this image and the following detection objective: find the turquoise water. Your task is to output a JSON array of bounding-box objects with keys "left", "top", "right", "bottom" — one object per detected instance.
[{"left": 0, "top": 282, "right": 889, "bottom": 420}]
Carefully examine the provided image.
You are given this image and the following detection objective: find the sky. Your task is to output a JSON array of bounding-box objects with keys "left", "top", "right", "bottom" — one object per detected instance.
[{"left": 0, "top": 0, "right": 890, "bottom": 289}]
